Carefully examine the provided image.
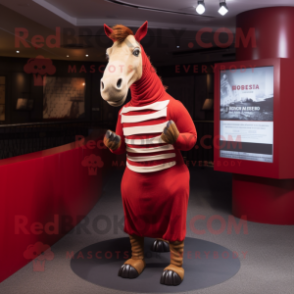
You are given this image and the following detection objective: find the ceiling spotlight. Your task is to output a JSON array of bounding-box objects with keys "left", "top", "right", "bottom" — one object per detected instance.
[
  {"left": 196, "top": 0, "right": 205, "bottom": 15},
  {"left": 218, "top": 1, "right": 228, "bottom": 16},
  {"left": 16, "top": 51, "right": 20, "bottom": 53},
  {"left": 66, "top": 55, "right": 69, "bottom": 57},
  {"left": 177, "top": 46, "right": 180, "bottom": 48},
  {"left": 85, "top": 54, "right": 89, "bottom": 57}
]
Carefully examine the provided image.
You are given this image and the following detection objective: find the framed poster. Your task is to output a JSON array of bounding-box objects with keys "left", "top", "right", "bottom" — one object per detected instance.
[{"left": 219, "top": 66, "right": 274, "bottom": 163}]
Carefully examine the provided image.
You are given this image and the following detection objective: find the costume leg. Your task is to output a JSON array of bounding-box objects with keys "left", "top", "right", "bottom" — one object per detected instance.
[
  {"left": 160, "top": 240, "right": 184, "bottom": 286},
  {"left": 118, "top": 235, "right": 146, "bottom": 279}
]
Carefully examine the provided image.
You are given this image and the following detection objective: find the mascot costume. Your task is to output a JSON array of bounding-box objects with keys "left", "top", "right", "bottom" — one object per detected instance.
[{"left": 101, "top": 21, "right": 197, "bottom": 286}]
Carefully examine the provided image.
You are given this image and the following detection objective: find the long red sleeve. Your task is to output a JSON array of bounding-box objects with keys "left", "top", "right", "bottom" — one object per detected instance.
[{"left": 169, "top": 100, "right": 197, "bottom": 151}]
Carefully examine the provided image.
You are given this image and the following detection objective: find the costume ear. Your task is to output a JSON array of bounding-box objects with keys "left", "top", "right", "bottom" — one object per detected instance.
[
  {"left": 135, "top": 21, "right": 148, "bottom": 42},
  {"left": 104, "top": 24, "right": 115, "bottom": 41}
]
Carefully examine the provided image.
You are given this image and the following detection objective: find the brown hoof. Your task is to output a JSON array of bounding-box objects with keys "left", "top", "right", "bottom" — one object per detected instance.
[
  {"left": 118, "top": 258, "right": 145, "bottom": 279},
  {"left": 118, "top": 264, "right": 139, "bottom": 279},
  {"left": 160, "top": 270, "right": 182, "bottom": 286},
  {"left": 150, "top": 240, "right": 169, "bottom": 252}
]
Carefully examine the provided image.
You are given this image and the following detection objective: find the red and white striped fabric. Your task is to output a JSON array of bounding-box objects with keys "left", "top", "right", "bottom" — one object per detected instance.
[{"left": 121, "top": 100, "right": 176, "bottom": 173}]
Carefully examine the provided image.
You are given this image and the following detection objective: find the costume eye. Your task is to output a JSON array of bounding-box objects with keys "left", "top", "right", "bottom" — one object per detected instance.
[{"left": 133, "top": 48, "right": 140, "bottom": 57}]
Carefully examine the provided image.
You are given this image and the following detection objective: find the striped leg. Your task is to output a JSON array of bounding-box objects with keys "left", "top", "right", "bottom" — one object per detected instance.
[
  {"left": 118, "top": 235, "right": 145, "bottom": 279},
  {"left": 160, "top": 240, "right": 184, "bottom": 286}
]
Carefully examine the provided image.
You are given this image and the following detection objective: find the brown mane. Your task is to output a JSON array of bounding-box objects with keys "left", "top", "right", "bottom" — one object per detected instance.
[{"left": 109, "top": 25, "right": 134, "bottom": 43}]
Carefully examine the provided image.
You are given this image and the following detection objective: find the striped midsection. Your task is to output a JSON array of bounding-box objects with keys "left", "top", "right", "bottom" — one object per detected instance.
[
  {"left": 127, "top": 153, "right": 176, "bottom": 162},
  {"left": 121, "top": 107, "right": 167, "bottom": 123},
  {"left": 126, "top": 145, "right": 174, "bottom": 154},
  {"left": 124, "top": 135, "right": 164, "bottom": 145},
  {"left": 123, "top": 122, "right": 167, "bottom": 137},
  {"left": 121, "top": 100, "right": 176, "bottom": 173},
  {"left": 121, "top": 100, "right": 170, "bottom": 114},
  {"left": 127, "top": 161, "right": 176, "bottom": 173}
]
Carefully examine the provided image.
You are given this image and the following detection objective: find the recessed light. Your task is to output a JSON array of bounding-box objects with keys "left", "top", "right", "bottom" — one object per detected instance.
[
  {"left": 196, "top": 0, "right": 205, "bottom": 15},
  {"left": 66, "top": 55, "right": 69, "bottom": 57},
  {"left": 16, "top": 51, "right": 20, "bottom": 53},
  {"left": 218, "top": 1, "right": 228, "bottom": 16},
  {"left": 177, "top": 46, "right": 180, "bottom": 48},
  {"left": 85, "top": 54, "right": 89, "bottom": 57}
]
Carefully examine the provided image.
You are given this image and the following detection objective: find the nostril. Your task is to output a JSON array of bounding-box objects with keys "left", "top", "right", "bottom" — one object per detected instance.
[
  {"left": 101, "top": 81, "right": 104, "bottom": 90},
  {"left": 117, "top": 78, "right": 122, "bottom": 89}
]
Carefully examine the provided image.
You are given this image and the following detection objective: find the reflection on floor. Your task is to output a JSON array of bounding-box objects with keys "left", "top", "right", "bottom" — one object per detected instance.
[{"left": 0, "top": 167, "right": 293, "bottom": 294}]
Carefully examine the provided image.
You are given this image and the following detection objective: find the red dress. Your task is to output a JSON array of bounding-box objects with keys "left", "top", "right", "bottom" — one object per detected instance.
[{"left": 111, "top": 48, "right": 197, "bottom": 242}]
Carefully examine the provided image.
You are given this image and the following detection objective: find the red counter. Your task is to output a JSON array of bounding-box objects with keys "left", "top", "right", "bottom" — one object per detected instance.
[{"left": 0, "top": 133, "right": 116, "bottom": 282}]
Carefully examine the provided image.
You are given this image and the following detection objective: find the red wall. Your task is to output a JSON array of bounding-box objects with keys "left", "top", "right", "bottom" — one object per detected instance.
[
  {"left": 233, "top": 174, "right": 294, "bottom": 225},
  {"left": 218, "top": 7, "right": 294, "bottom": 224},
  {"left": 0, "top": 133, "right": 116, "bottom": 282},
  {"left": 236, "top": 7, "right": 294, "bottom": 60}
]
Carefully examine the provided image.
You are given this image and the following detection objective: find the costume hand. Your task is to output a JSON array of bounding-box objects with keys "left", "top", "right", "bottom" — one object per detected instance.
[
  {"left": 161, "top": 120, "right": 179, "bottom": 144},
  {"left": 104, "top": 130, "right": 121, "bottom": 151}
]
